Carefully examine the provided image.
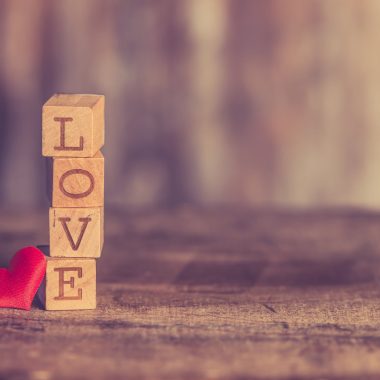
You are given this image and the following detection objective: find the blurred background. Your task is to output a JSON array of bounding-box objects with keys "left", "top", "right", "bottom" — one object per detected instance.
[{"left": 1, "top": 0, "right": 380, "bottom": 210}]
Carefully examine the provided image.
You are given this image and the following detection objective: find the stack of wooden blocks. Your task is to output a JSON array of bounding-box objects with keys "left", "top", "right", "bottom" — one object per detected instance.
[{"left": 39, "top": 94, "right": 105, "bottom": 310}]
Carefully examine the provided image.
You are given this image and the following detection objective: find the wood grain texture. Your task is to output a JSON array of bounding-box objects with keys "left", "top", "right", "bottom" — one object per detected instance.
[
  {"left": 49, "top": 207, "right": 103, "bottom": 258},
  {"left": 38, "top": 257, "right": 96, "bottom": 310},
  {"left": 50, "top": 151, "right": 104, "bottom": 207},
  {"left": 1, "top": 208, "right": 380, "bottom": 379},
  {"left": 42, "top": 94, "right": 104, "bottom": 158}
]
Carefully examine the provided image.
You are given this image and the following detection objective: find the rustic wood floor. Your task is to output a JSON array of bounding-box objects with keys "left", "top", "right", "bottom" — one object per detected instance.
[{"left": 1, "top": 208, "right": 380, "bottom": 379}]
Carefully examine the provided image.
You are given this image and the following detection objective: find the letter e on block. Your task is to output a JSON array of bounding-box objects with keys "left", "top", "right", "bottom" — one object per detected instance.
[
  {"left": 51, "top": 151, "right": 104, "bottom": 207},
  {"left": 49, "top": 207, "right": 104, "bottom": 258},
  {"left": 42, "top": 93, "right": 104, "bottom": 157},
  {"left": 38, "top": 258, "right": 96, "bottom": 310}
]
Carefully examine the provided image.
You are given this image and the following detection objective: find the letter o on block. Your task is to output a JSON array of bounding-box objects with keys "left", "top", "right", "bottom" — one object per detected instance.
[
  {"left": 51, "top": 152, "right": 104, "bottom": 207},
  {"left": 59, "top": 169, "right": 95, "bottom": 199}
]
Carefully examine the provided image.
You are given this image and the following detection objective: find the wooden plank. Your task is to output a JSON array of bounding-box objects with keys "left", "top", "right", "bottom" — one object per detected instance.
[
  {"left": 49, "top": 207, "right": 103, "bottom": 258},
  {"left": 1, "top": 208, "right": 380, "bottom": 379},
  {"left": 42, "top": 93, "right": 104, "bottom": 158}
]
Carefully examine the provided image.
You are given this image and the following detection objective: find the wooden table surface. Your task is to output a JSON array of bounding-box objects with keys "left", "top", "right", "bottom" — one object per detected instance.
[{"left": 1, "top": 208, "right": 380, "bottom": 380}]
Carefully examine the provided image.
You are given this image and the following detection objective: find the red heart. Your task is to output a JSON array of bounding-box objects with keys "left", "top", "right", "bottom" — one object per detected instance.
[{"left": 0, "top": 246, "right": 47, "bottom": 310}]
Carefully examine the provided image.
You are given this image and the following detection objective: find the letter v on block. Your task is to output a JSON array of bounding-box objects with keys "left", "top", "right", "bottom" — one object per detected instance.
[
  {"left": 49, "top": 207, "right": 104, "bottom": 258},
  {"left": 59, "top": 217, "right": 92, "bottom": 250}
]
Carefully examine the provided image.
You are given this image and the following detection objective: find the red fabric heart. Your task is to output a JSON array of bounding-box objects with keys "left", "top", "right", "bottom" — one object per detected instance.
[{"left": 0, "top": 246, "right": 46, "bottom": 310}]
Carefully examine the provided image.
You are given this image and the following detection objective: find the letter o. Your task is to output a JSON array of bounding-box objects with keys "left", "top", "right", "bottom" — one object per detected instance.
[{"left": 59, "top": 169, "right": 95, "bottom": 199}]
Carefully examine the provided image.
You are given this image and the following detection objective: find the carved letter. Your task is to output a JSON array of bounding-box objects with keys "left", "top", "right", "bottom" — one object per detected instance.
[
  {"left": 54, "top": 117, "right": 84, "bottom": 151},
  {"left": 59, "top": 169, "right": 95, "bottom": 199},
  {"left": 58, "top": 217, "right": 92, "bottom": 251},
  {"left": 54, "top": 267, "right": 83, "bottom": 300}
]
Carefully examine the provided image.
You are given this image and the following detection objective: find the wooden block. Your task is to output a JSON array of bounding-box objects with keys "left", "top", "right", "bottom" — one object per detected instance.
[
  {"left": 38, "top": 257, "right": 96, "bottom": 310},
  {"left": 42, "top": 94, "right": 104, "bottom": 158},
  {"left": 49, "top": 207, "right": 104, "bottom": 258},
  {"left": 50, "top": 151, "right": 104, "bottom": 207}
]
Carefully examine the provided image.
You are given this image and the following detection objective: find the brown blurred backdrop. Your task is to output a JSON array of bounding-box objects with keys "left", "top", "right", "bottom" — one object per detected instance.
[{"left": 1, "top": 0, "right": 380, "bottom": 209}]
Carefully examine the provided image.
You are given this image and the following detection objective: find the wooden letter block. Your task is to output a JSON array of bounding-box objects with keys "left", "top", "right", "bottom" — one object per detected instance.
[
  {"left": 42, "top": 94, "right": 104, "bottom": 158},
  {"left": 39, "top": 258, "right": 96, "bottom": 310},
  {"left": 50, "top": 151, "right": 104, "bottom": 207},
  {"left": 49, "top": 207, "right": 104, "bottom": 258}
]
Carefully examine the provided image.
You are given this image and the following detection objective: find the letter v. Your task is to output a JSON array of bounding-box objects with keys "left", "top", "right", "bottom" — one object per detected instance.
[{"left": 58, "top": 217, "right": 92, "bottom": 251}]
